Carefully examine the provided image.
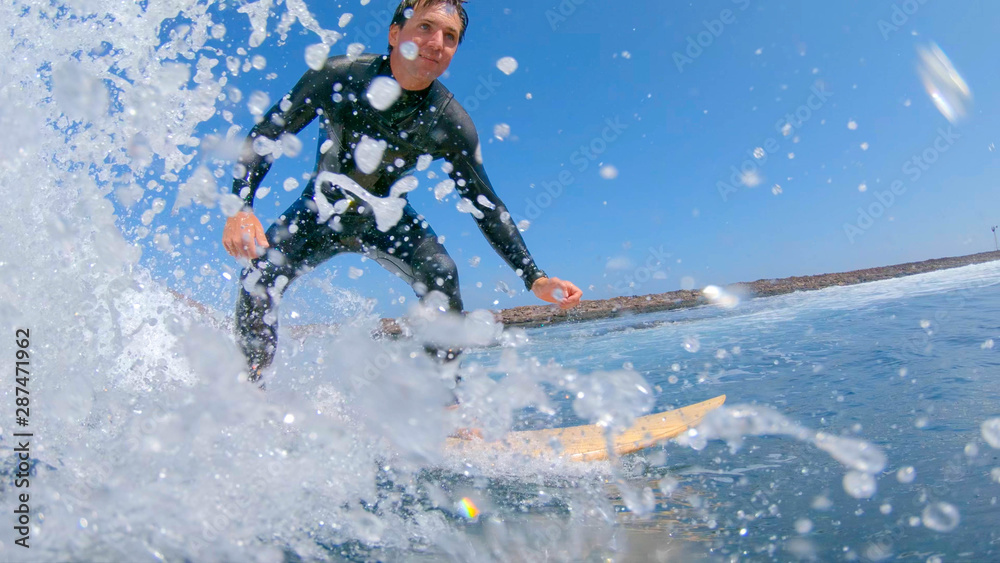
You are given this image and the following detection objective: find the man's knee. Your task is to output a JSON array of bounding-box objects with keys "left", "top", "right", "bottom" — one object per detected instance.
[
  {"left": 240, "top": 251, "right": 295, "bottom": 292},
  {"left": 425, "top": 252, "right": 458, "bottom": 286}
]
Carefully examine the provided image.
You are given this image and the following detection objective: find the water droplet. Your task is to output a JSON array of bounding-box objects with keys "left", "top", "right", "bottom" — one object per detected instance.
[
  {"left": 366, "top": 76, "right": 401, "bottom": 110},
  {"left": 740, "top": 170, "right": 761, "bottom": 187},
  {"left": 659, "top": 475, "right": 679, "bottom": 494},
  {"left": 247, "top": 91, "right": 269, "bottom": 116},
  {"left": 812, "top": 495, "right": 833, "bottom": 510},
  {"left": 795, "top": 518, "right": 813, "bottom": 534},
  {"left": 897, "top": 466, "right": 916, "bottom": 483},
  {"left": 456, "top": 197, "right": 484, "bottom": 219},
  {"left": 348, "top": 266, "right": 364, "bottom": 279},
  {"left": 847, "top": 120, "right": 858, "bottom": 130},
  {"left": 252, "top": 136, "right": 275, "bottom": 156},
  {"left": 283, "top": 413, "right": 295, "bottom": 424},
  {"left": 682, "top": 335, "right": 700, "bottom": 353},
  {"left": 338, "top": 13, "right": 353, "bottom": 28},
  {"left": 981, "top": 418, "right": 1000, "bottom": 448},
  {"left": 304, "top": 43, "right": 330, "bottom": 71},
  {"left": 279, "top": 133, "right": 302, "bottom": 158},
  {"left": 354, "top": 136, "right": 388, "bottom": 174},
  {"left": 843, "top": 470, "right": 877, "bottom": 498},
  {"left": 346, "top": 42, "right": 365, "bottom": 59},
  {"left": 493, "top": 123, "right": 510, "bottom": 140},
  {"left": 400, "top": 41, "right": 418, "bottom": 60},
  {"left": 433, "top": 179, "right": 455, "bottom": 200},
  {"left": 921, "top": 502, "right": 960, "bottom": 532},
  {"left": 496, "top": 56, "right": 518, "bottom": 75},
  {"left": 599, "top": 165, "right": 618, "bottom": 179}
]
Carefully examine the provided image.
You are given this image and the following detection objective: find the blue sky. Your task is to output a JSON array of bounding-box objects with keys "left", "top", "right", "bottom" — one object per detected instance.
[{"left": 132, "top": 0, "right": 1000, "bottom": 322}]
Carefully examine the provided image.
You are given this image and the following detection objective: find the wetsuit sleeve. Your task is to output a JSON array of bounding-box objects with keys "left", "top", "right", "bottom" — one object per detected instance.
[
  {"left": 231, "top": 60, "right": 339, "bottom": 208},
  {"left": 440, "top": 108, "right": 547, "bottom": 291}
]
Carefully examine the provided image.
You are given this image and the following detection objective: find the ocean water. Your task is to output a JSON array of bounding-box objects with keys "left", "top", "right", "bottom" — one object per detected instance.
[
  {"left": 462, "top": 259, "right": 1000, "bottom": 561},
  {"left": 3, "top": 259, "right": 999, "bottom": 561}
]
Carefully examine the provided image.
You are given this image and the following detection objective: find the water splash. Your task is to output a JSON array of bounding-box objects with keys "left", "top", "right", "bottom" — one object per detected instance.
[{"left": 677, "top": 404, "right": 887, "bottom": 496}]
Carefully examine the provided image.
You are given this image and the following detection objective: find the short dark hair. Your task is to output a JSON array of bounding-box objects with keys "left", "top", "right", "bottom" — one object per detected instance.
[{"left": 387, "top": 0, "right": 469, "bottom": 53}]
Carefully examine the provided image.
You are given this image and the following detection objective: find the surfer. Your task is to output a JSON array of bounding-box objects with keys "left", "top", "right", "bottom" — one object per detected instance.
[{"left": 222, "top": 0, "right": 582, "bottom": 385}]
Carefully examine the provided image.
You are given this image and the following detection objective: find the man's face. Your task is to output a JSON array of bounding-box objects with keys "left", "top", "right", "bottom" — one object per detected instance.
[{"left": 388, "top": 2, "right": 462, "bottom": 89}]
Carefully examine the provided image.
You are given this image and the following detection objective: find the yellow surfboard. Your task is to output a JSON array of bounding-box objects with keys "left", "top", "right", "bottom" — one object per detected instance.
[{"left": 446, "top": 395, "right": 726, "bottom": 462}]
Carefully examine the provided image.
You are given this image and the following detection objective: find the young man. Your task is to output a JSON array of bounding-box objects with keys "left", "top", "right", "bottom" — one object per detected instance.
[{"left": 223, "top": 0, "right": 582, "bottom": 384}]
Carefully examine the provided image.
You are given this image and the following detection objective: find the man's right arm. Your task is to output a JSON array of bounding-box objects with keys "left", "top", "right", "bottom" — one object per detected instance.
[
  {"left": 224, "top": 58, "right": 343, "bottom": 259},
  {"left": 231, "top": 59, "right": 342, "bottom": 208}
]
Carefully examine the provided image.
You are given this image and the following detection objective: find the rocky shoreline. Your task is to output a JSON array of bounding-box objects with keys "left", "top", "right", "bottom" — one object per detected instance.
[{"left": 375, "top": 250, "right": 1000, "bottom": 335}]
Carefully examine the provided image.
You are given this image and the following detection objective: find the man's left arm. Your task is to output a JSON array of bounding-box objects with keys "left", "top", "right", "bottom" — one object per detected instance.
[{"left": 444, "top": 120, "right": 581, "bottom": 309}]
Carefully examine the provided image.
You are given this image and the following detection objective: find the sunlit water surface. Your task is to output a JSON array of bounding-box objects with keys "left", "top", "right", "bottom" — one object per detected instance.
[{"left": 471, "top": 260, "right": 1000, "bottom": 562}]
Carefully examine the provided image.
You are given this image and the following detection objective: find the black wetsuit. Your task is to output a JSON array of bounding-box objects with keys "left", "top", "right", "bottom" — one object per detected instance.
[{"left": 233, "top": 54, "right": 545, "bottom": 375}]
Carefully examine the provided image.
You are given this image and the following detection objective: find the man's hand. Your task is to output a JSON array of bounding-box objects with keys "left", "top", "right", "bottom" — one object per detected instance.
[
  {"left": 531, "top": 276, "right": 583, "bottom": 309},
  {"left": 223, "top": 211, "right": 269, "bottom": 259}
]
